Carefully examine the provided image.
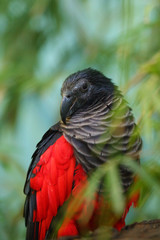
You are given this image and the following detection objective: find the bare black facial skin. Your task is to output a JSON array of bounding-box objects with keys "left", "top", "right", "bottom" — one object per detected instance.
[{"left": 60, "top": 68, "right": 114, "bottom": 123}]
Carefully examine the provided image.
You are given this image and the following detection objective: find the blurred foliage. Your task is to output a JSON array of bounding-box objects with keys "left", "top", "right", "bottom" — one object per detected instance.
[{"left": 0, "top": 0, "right": 160, "bottom": 239}]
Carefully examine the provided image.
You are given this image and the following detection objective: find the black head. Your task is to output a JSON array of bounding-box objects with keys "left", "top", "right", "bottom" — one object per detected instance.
[{"left": 60, "top": 68, "right": 115, "bottom": 124}]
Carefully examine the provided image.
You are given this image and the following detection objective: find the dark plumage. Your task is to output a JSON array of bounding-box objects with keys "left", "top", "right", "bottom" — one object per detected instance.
[
  {"left": 24, "top": 68, "right": 142, "bottom": 240},
  {"left": 60, "top": 68, "right": 142, "bottom": 190}
]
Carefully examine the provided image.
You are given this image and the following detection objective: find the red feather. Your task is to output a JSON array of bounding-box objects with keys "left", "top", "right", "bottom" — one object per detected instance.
[
  {"left": 30, "top": 135, "right": 139, "bottom": 239},
  {"left": 30, "top": 136, "right": 76, "bottom": 239},
  {"left": 114, "top": 191, "right": 140, "bottom": 231}
]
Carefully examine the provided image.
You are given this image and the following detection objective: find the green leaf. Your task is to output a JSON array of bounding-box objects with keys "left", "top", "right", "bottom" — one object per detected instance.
[{"left": 105, "top": 164, "right": 125, "bottom": 215}]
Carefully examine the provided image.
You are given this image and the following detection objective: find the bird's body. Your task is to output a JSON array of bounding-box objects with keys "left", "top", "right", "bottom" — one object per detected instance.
[{"left": 24, "top": 69, "right": 142, "bottom": 240}]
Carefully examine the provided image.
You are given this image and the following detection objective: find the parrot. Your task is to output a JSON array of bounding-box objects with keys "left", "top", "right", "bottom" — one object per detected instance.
[{"left": 23, "top": 68, "right": 142, "bottom": 240}]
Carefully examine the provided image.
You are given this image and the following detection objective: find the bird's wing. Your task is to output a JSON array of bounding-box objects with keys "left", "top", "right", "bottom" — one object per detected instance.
[{"left": 23, "top": 122, "right": 76, "bottom": 240}]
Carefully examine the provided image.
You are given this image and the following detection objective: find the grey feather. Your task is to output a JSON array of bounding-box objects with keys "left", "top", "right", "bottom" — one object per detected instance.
[{"left": 61, "top": 90, "right": 142, "bottom": 192}]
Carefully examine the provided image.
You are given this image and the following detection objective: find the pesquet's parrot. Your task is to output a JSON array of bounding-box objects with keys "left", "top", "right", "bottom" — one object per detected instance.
[{"left": 23, "top": 68, "right": 142, "bottom": 240}]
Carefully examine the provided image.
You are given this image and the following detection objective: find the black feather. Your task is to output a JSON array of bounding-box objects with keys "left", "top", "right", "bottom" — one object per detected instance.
[
  {"left": 61, "top": 69, "right": 142, "bottom": 192},
  {"left": 24, "top": 68, "right": 142, "bottom": 239},
  {"left": 23, "top": 122, "right": 62, "bottom": 240}
]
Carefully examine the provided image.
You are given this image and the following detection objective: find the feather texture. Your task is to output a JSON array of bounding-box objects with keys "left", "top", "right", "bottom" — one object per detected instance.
[
  {"left": 24, "top": 69, "right": 142, "bottom": 239},
  {"left": 61, "top": 92, "right": 142, "bottom": 192},
  {"left": 24, "top": 124, "right": 78, "bottom": 240}
]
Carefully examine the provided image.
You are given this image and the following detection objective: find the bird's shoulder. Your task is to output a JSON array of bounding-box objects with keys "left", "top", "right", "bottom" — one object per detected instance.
[
  {"left": 24, "top": 122, "right": 77, "bottom": 240},
  {"left": 24, "top": 122, "right": 62, "bottom": 195}
]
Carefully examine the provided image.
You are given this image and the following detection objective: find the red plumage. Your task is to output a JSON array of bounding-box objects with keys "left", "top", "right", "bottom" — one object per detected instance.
[
  {"left": 24, "top": 69, "right": 142, "bottom": 240},
  {"left": 28, "top": 135, "right": 139, "bottom": 239},
  {"left": 29, "top": 136, "right": 76, "bottom": 239}
]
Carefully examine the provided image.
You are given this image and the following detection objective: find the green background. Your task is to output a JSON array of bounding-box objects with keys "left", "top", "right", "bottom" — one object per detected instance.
[{"left": 0, "top": 0, "right": 160, "bottom": 239}]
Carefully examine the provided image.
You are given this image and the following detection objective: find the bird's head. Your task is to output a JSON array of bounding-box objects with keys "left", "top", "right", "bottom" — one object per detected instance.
[{"left": 60, "top": 68, "right": 115, "bottom": 124}]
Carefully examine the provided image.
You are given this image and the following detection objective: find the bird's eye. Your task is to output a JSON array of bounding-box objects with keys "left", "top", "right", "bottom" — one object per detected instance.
[{"left": 81, "top": 82, "right": 88, "bottom": 92}]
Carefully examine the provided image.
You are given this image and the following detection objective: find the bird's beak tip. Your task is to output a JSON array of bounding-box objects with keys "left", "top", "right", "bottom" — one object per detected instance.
[
  {"left": 60, "top": 96, "right": 70, "bottom": 124},
  {"left": 61, "top": 117, "right": 66, "bottom": 125},
  {"left": 60, "top": 95, "right": 76, "bottom": 125}
]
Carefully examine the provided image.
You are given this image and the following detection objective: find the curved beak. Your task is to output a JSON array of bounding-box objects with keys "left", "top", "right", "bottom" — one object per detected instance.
[{"left": 60, "top": 96, "right": 75, "bottom": 124}]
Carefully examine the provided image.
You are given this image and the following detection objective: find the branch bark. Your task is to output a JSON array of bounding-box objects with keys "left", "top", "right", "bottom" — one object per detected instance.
[{"left": 59, "top": 220, "right": 160, "bottom": 240}]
